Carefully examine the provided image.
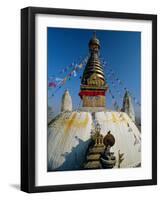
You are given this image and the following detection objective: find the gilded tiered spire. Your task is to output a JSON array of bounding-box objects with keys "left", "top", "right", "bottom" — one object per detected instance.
[
  {"left": 81, "top": 32, "right": 106, "bottom": 86},
  {"left": 79, "top": 32, "right": 108, "bottom": 107}
]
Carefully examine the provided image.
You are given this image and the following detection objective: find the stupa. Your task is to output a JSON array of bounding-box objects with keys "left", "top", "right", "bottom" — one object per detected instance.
[
  {"left": 61, "top": 89, "right": 72, "bottom": 112},
  {"left": 122, "top": 91, "right": 135, "bottom": 122},
  {"left": 79, "top": 32, "right": 108, "bottom": 108},
  {"left": 48, "top": 33, "right": 141, "bottom": 171}
]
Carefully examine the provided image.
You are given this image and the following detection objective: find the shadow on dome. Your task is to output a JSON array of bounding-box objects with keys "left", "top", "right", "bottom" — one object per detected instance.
[{"left": 48, "top": 136, "right": 91, "bottom": 172}]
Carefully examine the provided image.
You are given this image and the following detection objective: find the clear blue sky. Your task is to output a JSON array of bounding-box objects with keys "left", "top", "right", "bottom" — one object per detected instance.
[{"left": 47, "top": 27, "right": 141, "bottom": 118}]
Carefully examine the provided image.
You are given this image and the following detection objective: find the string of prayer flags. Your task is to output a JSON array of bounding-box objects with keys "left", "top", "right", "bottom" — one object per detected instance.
[
  {"left": 109, "top": 88, "right": 120, "bottom": 111},
  {"left": 103, "top": 59, "right": 141, "bottom": 107},
  {"left": 48, "top": 55, "right": 89, "bottom": 97}
]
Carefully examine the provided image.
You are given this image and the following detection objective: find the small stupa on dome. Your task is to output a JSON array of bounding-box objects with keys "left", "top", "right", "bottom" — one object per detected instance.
[
  {"left": 84, "top": 125, "right": 116, "bottom": 169},
  {"left": 61, "top": 89, "right": 72, "bottom": 112},
  {"left": 79, "top": 31, "right": 108, "bottom": 108},
  {"left": 122, "top": 91, "right": 135, "bottom": 122},
  {"left": 84, "top": 123, "right": 105, "bottom": 169}
]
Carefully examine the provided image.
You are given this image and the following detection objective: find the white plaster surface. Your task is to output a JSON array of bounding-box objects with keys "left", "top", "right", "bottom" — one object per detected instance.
[{"left": 48, "top": 110, "right": 141, "bottom": 170}]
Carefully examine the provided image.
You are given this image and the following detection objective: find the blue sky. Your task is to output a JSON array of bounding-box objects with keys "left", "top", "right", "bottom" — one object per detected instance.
[{"left": 47, "top": 27, "right": 141, "bottom": 118}]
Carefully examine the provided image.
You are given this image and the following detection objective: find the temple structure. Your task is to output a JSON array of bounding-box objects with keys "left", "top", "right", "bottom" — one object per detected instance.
[
  {"left": 122, "top": 91, "right": 135, "bottom": 122},
  {"left": 48, "top": 33, "right": 141, "bottom": 171},
  {"left": 61, "top": 89, "right": 72, "bottom": 112},
  {"left": 79, "top": 32, "right": 108, "bottom": 108},
  {"left": 84, "top": 124, "right": 116, "bottom": 169}
]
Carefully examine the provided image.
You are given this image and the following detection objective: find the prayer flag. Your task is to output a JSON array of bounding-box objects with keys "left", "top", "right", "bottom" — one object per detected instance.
[
  {"left": 73, "top": 70, "right": 77, "bottom": 77},
  {"left": 48, "top": 82, "right": 57, "bottom": 88}
]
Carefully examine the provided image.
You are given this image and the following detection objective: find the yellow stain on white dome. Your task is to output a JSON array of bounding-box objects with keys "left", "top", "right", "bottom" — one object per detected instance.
[{"left": 64, "top": 112, "right": 89, "bottom": 133}]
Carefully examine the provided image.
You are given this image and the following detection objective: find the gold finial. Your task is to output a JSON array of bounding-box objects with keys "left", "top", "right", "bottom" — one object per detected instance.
[{"left": 95, "top": 123, "right": 101, "bottom": 133}]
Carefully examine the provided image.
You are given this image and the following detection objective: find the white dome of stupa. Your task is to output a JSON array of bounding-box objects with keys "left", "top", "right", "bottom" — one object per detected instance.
[{"left": 48, "top": 110, "right": 141, "bottom": 171}]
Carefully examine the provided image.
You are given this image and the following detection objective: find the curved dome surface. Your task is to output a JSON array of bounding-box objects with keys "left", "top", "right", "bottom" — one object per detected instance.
[
  {"left": 48, "top": 111, "right": 92, "bottom": 171},
  {"left": 48, "top": 110, "right": 141, "bottom": 171},
  {"left": 95, "top": 111, "right": 141, "bottom": 168}
]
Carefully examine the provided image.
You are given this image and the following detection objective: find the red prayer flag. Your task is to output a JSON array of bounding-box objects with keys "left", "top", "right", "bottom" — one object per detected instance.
[{"left": 48, "top": 82, "right": 57, "bottom": 88}]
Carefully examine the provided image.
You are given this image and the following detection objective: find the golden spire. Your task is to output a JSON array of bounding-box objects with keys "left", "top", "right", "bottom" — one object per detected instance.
[
  {"left": 79, "top": 32, "right": 108, "bottom": 108},
  {"left": 81, "top": 32, "right": 106, "bottom": 86}
]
